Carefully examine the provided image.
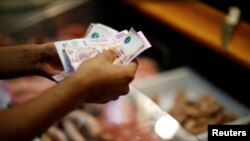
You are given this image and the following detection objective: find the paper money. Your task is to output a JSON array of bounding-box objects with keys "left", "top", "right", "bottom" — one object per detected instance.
[
  {"left": 52, "top": 71, "right": 70, "bottom": 82},
  {"left": 65, "top": 47, "right": 100, "bottom": 71},
  {"left": 56, "top": 30, "right": 130, "bottom": 70},
  {"left": 113, "top": 28, "right": 144, "bottom": 64},
  {"left": 65, "top": 28, "right": 149, "bottom": 70},
  {"left": 127, "top": 31, "right": 151, "bottom": 63},
  {"left": 85, "top": 23, "right": 118, "bottom": 39},
  {"left": 54, "top": 40, "right": 74, "bottom": 72},
  {"left": 53, "top": 23, "right": 151, "bottom": 82}
]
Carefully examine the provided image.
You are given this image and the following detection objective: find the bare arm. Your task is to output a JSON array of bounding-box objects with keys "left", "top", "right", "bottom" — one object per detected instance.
[
  {"left": 0, "top": 43, "right": 62, "bottom": 79},
  {"left": 0, "top": 50, "right": 138, "bottom": 141},
  {"left": 0, "top": 73, "right": 85, "bottom": 141}
]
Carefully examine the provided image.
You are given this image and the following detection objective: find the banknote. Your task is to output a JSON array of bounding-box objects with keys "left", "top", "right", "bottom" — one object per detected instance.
[
  {"left": 54, "top": 40, "right": 74, "bottom": 72},
  {"left": 83, "top": 27, "right": 151, "bottom": 65},
  {"left": 64, "top": 28, "right": 148, "bottom": 70},
  {"left": 126, "top": 31, "right": 151, "bottom": 63},
  {"left": 85, "top": 23, "right": 118, "bottom": 39},
  {"left": 52, "top": 71, "right": 71, "bottom": 82},
  {"left": 65, "top": 47, "right": 101, "bottom": 71},
  {"left": 56, "top": 30, "right": 129, "bottom": 71},
  {"left": 53, "top": 23, "right": 151, "bottom": 82}
]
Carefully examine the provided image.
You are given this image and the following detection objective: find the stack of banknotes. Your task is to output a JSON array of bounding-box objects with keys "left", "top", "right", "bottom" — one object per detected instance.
[{"left": 53, "top": 23, "right": 151, "bottom": 82}]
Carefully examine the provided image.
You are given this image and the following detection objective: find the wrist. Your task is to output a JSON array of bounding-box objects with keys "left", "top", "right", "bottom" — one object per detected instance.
[
  {"left": 58, "top": 72, "right": 90, "bottom": 104},
  {"left": 36, "top": 42, "right": 56, "bottom": 76},
  {"left": 70, "top": 71, "right": 93, "bottom": 100},
  {"left": 0, "top": 44, "right": 48, "bottom": 79},
  {"left": 35, "top": 44, "right": 48, "bottom": 76}
]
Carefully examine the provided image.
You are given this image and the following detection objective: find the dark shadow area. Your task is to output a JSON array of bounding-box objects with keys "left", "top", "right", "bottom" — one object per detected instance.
[
  {"left": 6, "top": 0, "right": 250, "bottom": 108},
  {"left": 93, "top": 0, "right": 250, "bottom": 108}
]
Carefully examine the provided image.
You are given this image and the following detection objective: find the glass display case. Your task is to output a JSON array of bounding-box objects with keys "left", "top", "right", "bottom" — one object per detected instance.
[
  {"left": 133, "top": 67, "right": 250, "bottom": 141},
  {"left": 1, "top": 1, "right": 249, "bottom": 141},
  {"left": 70, "top": 87, "right": 201, "bottom": 141}
]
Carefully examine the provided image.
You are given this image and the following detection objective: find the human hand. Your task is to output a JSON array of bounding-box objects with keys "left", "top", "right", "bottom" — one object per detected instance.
[
  {"left": 72, "top": 50, "right": 138, "bottom": 104},
  {"left": 38, "top": 42, "right": 63, "bottom": 79}
]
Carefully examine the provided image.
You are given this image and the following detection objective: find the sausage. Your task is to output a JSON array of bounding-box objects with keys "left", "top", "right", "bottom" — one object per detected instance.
[
  {"left": 63, "top": 119, "right": 87, "bottom": 141},
  {"left": 47, "top": 125, "right": 68, "bottom": 141},
  {"left": 198, "top": 95, "right": 222, "bottom": 116},
  {"left": 183, "top": 103, "right": 200, "bottom": 117},
  {"left": 65, "top": 110, "right": 102, "bottom": 138}
]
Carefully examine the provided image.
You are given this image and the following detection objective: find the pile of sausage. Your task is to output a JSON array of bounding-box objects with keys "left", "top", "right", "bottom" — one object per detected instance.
[
  {"left": 39, "top": 103, "right": 159, "bottom": 141},
  {"left": 40, "top": 109, "right": 111, "bottom": 141},
  {"left": 168, "top": 91, "right": 237, "bottom": 134}
]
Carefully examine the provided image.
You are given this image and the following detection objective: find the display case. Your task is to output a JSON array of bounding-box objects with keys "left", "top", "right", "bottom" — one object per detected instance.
[
  {"left": 133, "top": 67, "right": 250, "bottom": 141},
  {"left": 1, "top": 1, "right": 249, "bottom": 141},
  {"left": 66, "top": 87, "right": 201, "bottom": 141}
]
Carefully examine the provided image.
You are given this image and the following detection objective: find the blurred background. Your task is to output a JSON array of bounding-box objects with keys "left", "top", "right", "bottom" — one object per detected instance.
[
  {"left": 0, "top": 0, "right": 249, "bottom": 140},
  {"left": 0, "top": 0, "right": 248, "bottom": 106}
]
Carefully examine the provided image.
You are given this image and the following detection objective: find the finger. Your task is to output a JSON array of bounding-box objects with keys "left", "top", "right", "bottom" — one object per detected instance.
[
  {"left": 110, "top": 87, "right": 130, "bottom": 101},
  {"left": 99, "top": 49, "right": 117, "bottom": 62},
  {"left": 120, "top": 85, "right": 130, "bottom": 95},
  {"left": 121, "top": 59, "right": 138, "bottom": 75},
  {"left": 131, "top": 59, "right": 139, "bottom": 67},
  {"left": 41, "top": 133, "right": 53, "bottom": 141},
  {"left": 110, "top": 46, "right": 119, "bottom": 53},
  {"left": 44, "top": 42, "right": 55, "bottom": 48},
  {"left": 116, "top": 60, "right": 138, "bottom": 83}
]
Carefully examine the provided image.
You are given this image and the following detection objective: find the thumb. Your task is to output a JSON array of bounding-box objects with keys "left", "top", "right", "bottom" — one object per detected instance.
[{"left": 99, "top": 49, "right": 117, "bottom": 62}]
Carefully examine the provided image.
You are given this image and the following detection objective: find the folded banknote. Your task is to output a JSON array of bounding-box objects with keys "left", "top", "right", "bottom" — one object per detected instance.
[{"left": 53, "top": 23, "right": 151, "bottom": 82}]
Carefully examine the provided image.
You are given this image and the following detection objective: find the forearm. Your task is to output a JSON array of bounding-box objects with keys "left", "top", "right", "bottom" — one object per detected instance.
[
  {"left": 0, "top": 44, "right": 44, "bottom": 79},
  {"left": 0, "top": 74, "right": 87, "bottom": 141}
]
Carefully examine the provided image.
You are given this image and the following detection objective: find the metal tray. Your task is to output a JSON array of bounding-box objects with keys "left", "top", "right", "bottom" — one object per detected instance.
[{"left": 133, "top": 67, "right": 250, "bottom": 141}]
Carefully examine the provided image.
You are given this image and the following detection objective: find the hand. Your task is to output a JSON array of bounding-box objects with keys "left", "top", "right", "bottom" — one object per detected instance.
[
  {"left": 38, "top": 42, "right": 63, "bottom": 78},
  {"left": 72, "top": 50, "right": 138, "bottom": 103}
]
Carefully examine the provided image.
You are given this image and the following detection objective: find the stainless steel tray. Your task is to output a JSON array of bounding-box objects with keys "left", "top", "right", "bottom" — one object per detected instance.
[
  {"left": 98, "top": 86, "right": 201, "bottom": 141},
  {"left": 133, "top": 67, "right": 250, "bottom": 141}
]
